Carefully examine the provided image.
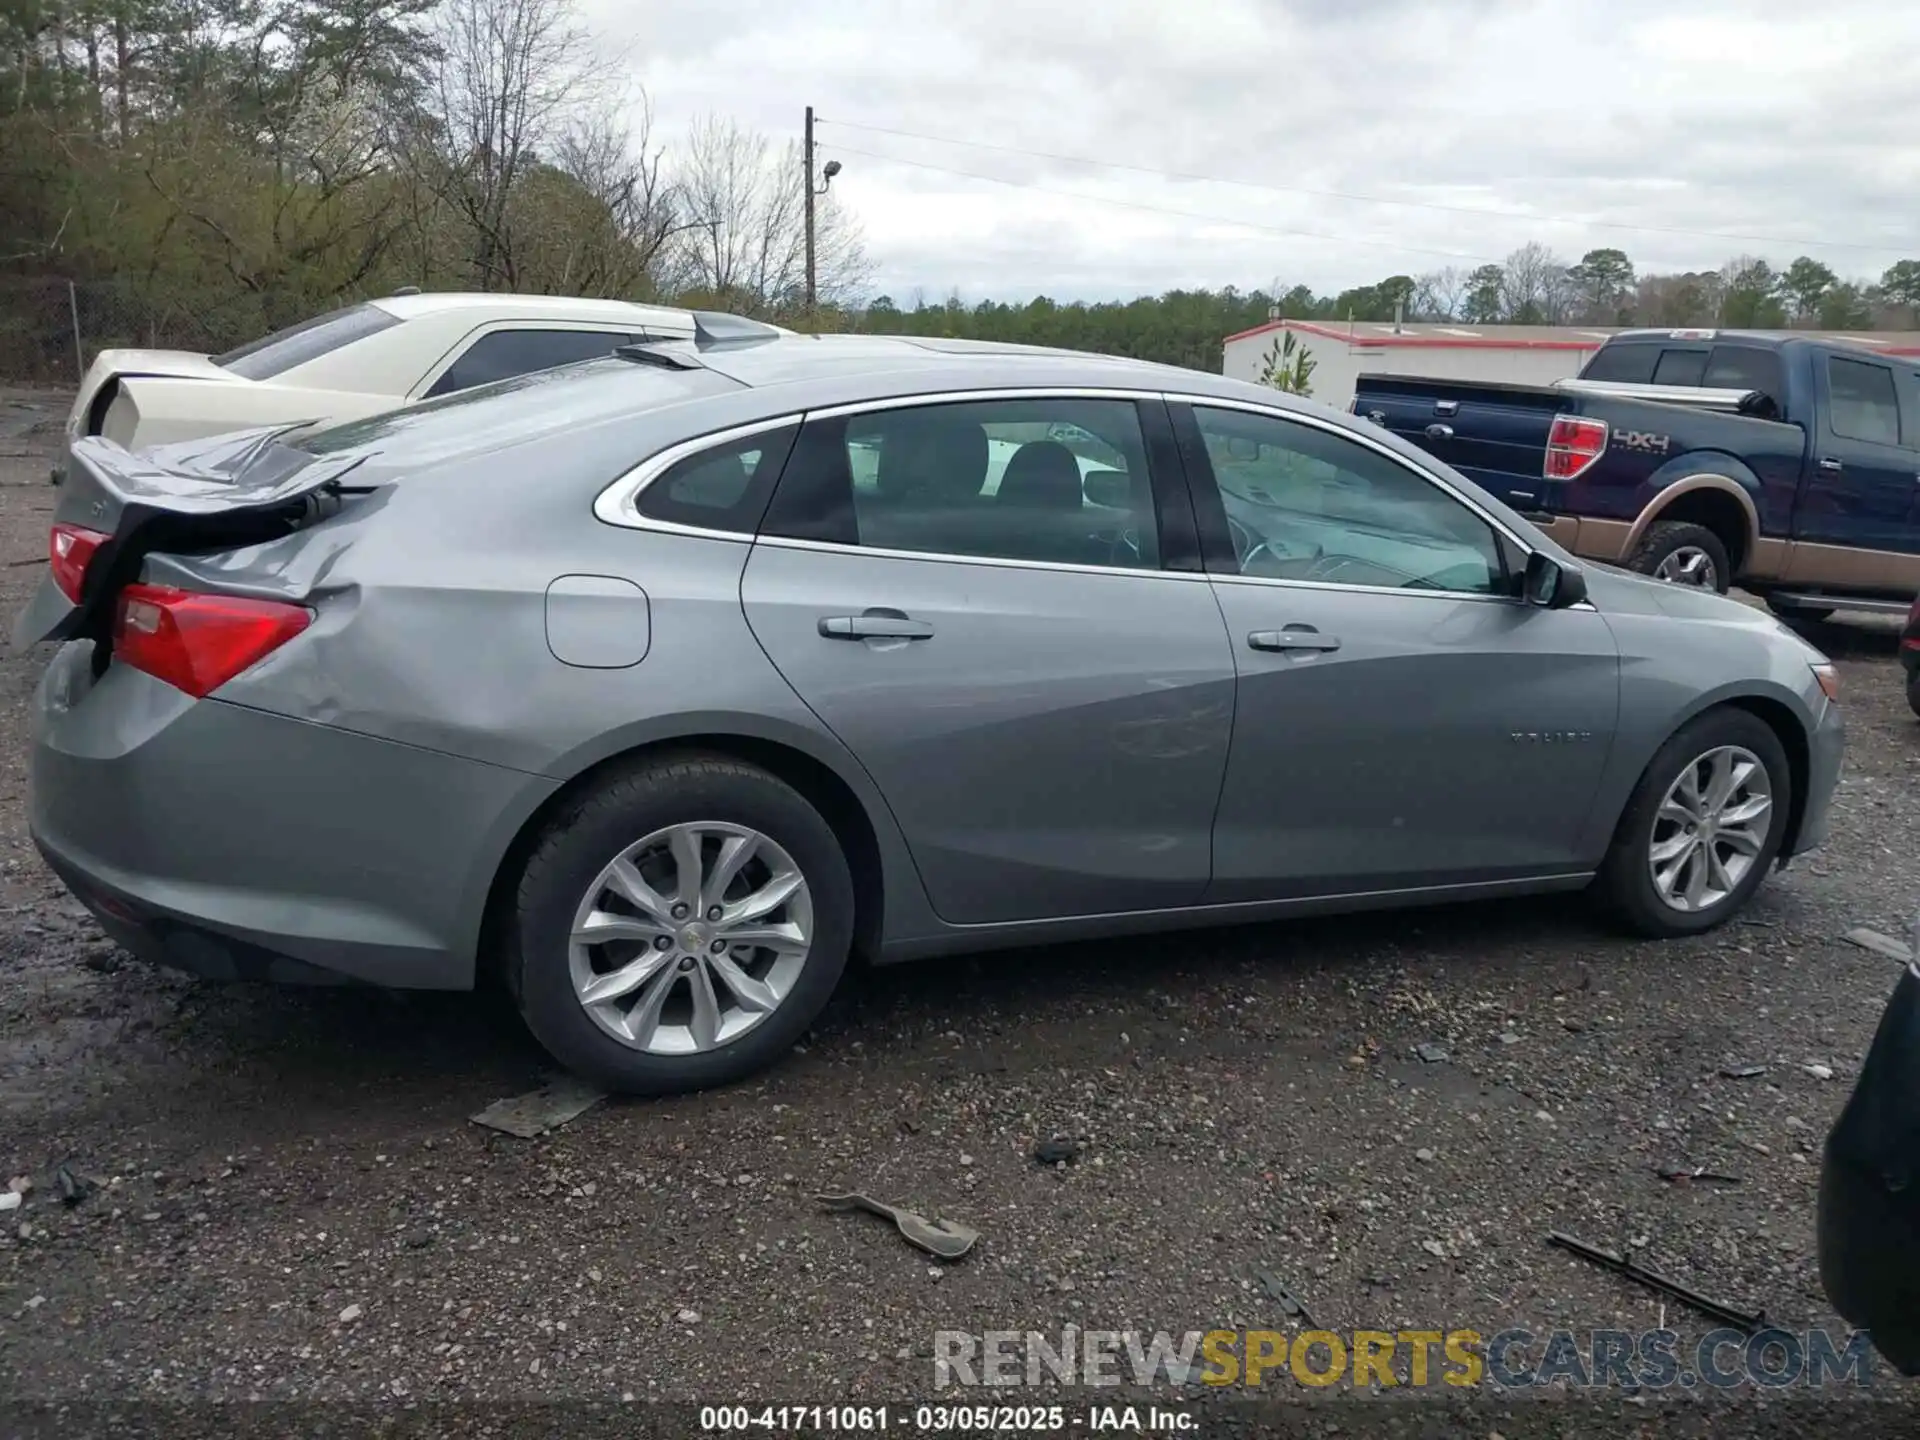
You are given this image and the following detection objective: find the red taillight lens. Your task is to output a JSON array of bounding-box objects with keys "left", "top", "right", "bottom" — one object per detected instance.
[
  {"left": 112, "top": 584, "right": 311, "bottom": 698},
  {"left": 1544, "top": 416, "right": 1610, "bottom": 480},
  {"left": 49, "top": 523, "right": 110, "bottom": 602}
]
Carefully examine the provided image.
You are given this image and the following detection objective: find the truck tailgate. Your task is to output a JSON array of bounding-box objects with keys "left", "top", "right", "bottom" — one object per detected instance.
[{"left": 1355, "top": 376, "right": 1570, "bottom": 511}]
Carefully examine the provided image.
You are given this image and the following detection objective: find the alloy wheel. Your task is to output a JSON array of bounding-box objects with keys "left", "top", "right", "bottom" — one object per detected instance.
[
  {"left": 567, "top": 822, "right": 814, "bottom": 1054},
  {"left": 1647, "top": 745, "right": 1772, "bottom": 913},
  {"left": 1653, "top": 546, "right": 1718, "bottom": 588}
]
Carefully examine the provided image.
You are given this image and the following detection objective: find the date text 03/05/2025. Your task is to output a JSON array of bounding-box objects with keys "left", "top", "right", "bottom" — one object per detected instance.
[{"left": 699, "top": 1405, "right": 1195, "bottom": 1433}]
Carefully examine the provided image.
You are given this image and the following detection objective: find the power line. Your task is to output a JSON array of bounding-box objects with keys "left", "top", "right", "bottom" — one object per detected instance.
[
  {"left": 817, "top": 118, "right": 1916, "bottom": 257},
  {"left": 817, "top": 144, "right": 1504, "bottom": 267}
]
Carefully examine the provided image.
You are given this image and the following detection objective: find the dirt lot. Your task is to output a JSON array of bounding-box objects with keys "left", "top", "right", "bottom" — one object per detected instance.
[{"left": 1, "top": 385, "right": 1917, "bottom": 1434}]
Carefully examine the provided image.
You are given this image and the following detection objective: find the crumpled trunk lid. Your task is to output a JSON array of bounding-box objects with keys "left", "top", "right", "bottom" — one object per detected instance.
[{"left": 12, "top": 425, "right": 367, "bottom": 648}]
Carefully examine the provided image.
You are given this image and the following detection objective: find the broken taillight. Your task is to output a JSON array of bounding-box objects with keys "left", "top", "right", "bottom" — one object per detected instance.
[
  {"left": 49, "top": 522, "right": 110, "bottom": 602},
  {"left": 112, "top": 584, "right": 311, "bottom": 698},
  {"left": 1544, "top": 416, "right": 1610, "bottom": 480}
]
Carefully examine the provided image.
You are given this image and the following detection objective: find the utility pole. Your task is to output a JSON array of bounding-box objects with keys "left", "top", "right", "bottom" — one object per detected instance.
[{"left": 803, "top": 105, "right": 817, "bottom": 312}]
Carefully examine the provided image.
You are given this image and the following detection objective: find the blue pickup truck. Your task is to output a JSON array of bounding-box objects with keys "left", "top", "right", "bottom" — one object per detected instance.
[{"left": 1353, "top": 330, "right": 1920, "bottom": 619}]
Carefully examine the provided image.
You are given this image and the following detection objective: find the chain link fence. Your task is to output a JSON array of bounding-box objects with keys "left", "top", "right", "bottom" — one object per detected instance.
[{"left": 0, "top": 277, "right": 305, "bottom": 383}]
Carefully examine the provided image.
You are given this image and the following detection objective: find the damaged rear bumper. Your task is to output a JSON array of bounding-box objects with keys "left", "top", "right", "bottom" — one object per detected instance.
[{"left": 29, "top": 643, "right": 555, "bottom": 990}]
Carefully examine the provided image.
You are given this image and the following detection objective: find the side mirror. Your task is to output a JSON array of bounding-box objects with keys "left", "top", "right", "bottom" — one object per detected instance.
[
  {"left": 1524, "top": 550, "right": 1588, "bottom": 609},
  {"left": 1082, "top": 469, "right": 1131, "bottom": 510}
]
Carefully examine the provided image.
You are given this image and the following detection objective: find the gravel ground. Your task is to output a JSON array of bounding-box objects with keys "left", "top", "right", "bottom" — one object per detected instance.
[{"left": 1, "top": 385, "right": 1917, "bottom": 1435}]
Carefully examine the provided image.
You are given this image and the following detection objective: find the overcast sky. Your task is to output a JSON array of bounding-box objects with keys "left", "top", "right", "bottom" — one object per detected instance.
[{"left": 585, "top": 0, "right": 1920, "bottom": 304}]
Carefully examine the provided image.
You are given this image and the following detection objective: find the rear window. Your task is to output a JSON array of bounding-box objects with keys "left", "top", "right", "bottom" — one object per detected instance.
[
  {"left": 1702, "top": 345, "right": 1785, "bottom": 401},
  {"left": 293, "top": 357, "right": 738, "bottom": 467},
  {"left": 424, "top": 328, "right": 639, "bottom": 397},
  {"left": 1651, "top": 349, "right": 1709, "bottom": 386},
  {"left": 1828, "top": 358, "right": 1902, "bottom": 445},
  {"left": 1580, "top": 344, "right": 1658, "bottom": 383},
  {"left": 213, "top": 303, "right": 400, "bottom": 381}
]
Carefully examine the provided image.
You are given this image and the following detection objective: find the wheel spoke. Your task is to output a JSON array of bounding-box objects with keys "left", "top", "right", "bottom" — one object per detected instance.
[
  {"left": 1718, "top": 794, "right": 1771, "bottom": 828},
  {"left": 1718, "top": 824, "right": 1766, "bottom": 856},
  {"left": 1702, "top": 751, "right": 1737, "bottom": 811},
  {"left": 579, "top": 949, "right": 673, "bottom": 1007},
  {"left": 723, "top": 868, "right": 804, "bottom": 926},
  {"left": 1654, "top": 841, "right": 1695, "bottom": 901},
  {"left": 1681, "top": 846, "right": 1710, "bottom": 908},
  {"left": 1659, "top": 798, "right": 1700, "bottom": 828},
  {"left": 1705, "top": 845, "right": 1736, "bottom": 896},
  {"left": 702, "top": 833, "right": 758, "bottom": 911},
  {"left": 668, "top": 826, "right": 704, "bottom": 909},
  {"left": 706, "top": 949, "right": 779, "bottom": 1013},
  {"left": 604, "top": 857, "right": 674, "bottom": 923},
  {"left": 722, "top": 920, "right": 809, "bottom": 955},
  {"left": 1650, "top": 830, "right": 1695, "bottom": 864},
  {"left": 622, "top": 964, "right": 680, "bottom": 1050},
  {"left": 688, "top": 961, "right": 722, "bottom": 1050},
  {"left": 573, "top": 909, "right": 670, "bottom": 947}
]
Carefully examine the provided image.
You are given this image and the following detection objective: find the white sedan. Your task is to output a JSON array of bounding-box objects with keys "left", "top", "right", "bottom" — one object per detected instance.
[{"left": 55, "top": 291, "right": 705, "bottom": 480}]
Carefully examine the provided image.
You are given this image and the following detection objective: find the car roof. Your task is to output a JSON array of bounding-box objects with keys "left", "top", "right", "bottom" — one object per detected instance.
[
  {"left": 367, "top": 291, "right": 697, "bottom": 331},
  {"left": 686, "top": 331, "right": 1283, "bottom": 407}
]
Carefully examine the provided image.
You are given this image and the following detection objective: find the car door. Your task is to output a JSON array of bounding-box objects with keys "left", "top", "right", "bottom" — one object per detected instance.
[
  {"left": 739, "top": 392, "right": 1236, "bottom": 926},
  {"left": 1171, "top": 398, "right": 1621, "bottom": 903},
  {"left": 1795, "top": 354, "right": 1920, "bottom": 558}
]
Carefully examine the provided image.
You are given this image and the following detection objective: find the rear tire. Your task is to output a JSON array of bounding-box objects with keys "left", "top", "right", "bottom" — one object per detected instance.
[
  {"left": 505, "top": 754, "right": 854, "bottom": 1095},
  {"left": 1598, "top": 708, "right": 1791, "bottom": 937},
  {"left": 1628, "top": 520, "right": 1732, "bottom": 594}
]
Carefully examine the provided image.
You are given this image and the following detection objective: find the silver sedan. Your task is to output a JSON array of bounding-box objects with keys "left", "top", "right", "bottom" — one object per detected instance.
[{"left": 17, "top": 316, "right": 1845, "bottom": 1093}]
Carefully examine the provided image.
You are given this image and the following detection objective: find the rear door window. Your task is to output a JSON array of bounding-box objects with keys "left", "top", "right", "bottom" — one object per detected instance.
[
  {"left": 212, "top": 303, "right": 400, "bottom": 380},
  {"left": 1651, "top": 349, "right": 1709, "bottom": 386},
  {"left": 425, "top": 328, "right": 637, "bottom": 397},
  {"left": 1827, "top": 358, "right": 1903, "bottom": 445}
]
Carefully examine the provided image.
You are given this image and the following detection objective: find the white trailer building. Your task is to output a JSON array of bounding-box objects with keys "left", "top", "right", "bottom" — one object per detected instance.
[{"left": 1222, "top": 319, "right": 1625, "bottom": 411}]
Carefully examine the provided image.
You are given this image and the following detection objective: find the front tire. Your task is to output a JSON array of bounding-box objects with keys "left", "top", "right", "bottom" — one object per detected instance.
[
  {"left": 1628, "top": 520, "right": 1732, "bottom": 594},
  {"left": 506, "top": 754, "right": 855, "bottom": 1095},
  {"left": 1598, "top": 708, "right": 1791, "bottom": 937}
]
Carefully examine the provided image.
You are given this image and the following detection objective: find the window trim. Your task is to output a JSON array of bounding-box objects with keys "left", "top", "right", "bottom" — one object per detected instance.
[{"left": 592, "top": 386, "right": 1549, "bottom": 601}]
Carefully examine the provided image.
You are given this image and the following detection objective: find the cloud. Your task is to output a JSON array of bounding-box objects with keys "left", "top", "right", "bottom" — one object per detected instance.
[{"left": 583, "top": 0, "right": 1920, "bottom": 301}]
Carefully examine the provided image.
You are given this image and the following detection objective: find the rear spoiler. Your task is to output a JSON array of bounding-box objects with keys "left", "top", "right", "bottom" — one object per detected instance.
[
  {"left": 1553, "top": 378, "right": 1779, "bottom": 418},
  {"left": 12, "top": 426, "right": 365, "bottom": 647}
]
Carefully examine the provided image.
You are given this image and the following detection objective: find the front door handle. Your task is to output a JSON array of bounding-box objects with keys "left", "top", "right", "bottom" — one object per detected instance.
[
  {"left": 1249, "top": 628, "right": 1341, "bottom": 653},
  {"left": 1817, "top": 457, "right": 1844, "bottom": 473},
  {"left": 1425, "top": 423, "right": 1455, "bottom": 441},
  {"left": 818, "top": 613, "right": 935, "bottom": 641}
]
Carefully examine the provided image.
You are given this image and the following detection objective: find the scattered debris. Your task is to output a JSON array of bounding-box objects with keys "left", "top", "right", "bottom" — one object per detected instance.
[
  {"left": 1420, "top": 1239, "right": 1447, "bottom": 1258},
  {"left": 0, "top": 1192, "right": 20, "bottom": 1213},
  {"left": 1033, "top": 1137, "right": 1081, "bottom": 1166},
  {"left": 1415, "top": 1148, "right": 1436, "bottom": 1163},
  {"left": 1844, "top": 927, "right": 1913, "bottom": 963},
  {"left": 1720, "top": 1064, "right": 1767, "bottom": 1080},
  {"left": 1804, "top": 1063, "right": 1834, "bottom": 1081},
  {"left": 676, "top": 1308, "right": 701, "bottom": 1324},
  {"left": 1252, "top": 1268, "right": 1318, "bottom": 1328},
  {"left": 7, "top": 1176, "right": 29, "bottom": 1196},
  {"left": 1499, "top": 1031, "right": 1522, "bottom": 1045},
  {"left": 470, "top": 1078, "right": 605, "bottom": 1139},
  {"left": 1561, "top": 1018, "right": 1587, "bottom": 1033},
  {"left": 815, "top": 1192, "right": 978, "bottom": 1261},
  {"left": 1414, "top": 1043, "right": 1449, "bottom": 1064},
  {"left": 54, "top": 1165, "right": 93, "bottom": 1207},
  {"left": 337, "top": 1303, "right": 362, "bottom": 1324},
  {"left": 1547, "top": 1231, "right": 1763, "bottom": 1332},
  {"left": 1656, "top": 1164, "right": 1743, "bottom": 1186}
]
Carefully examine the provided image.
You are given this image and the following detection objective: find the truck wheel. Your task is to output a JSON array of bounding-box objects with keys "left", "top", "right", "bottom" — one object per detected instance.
[
  {"left": 1597, "top": 707, "right": 1790, "bottom": 938},
  {"left": 1629, "top": 521, "right": 1731, "bottom": 593}
]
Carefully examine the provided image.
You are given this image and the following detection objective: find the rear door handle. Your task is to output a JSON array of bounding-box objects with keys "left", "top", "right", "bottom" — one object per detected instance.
[
  {"left": 1424, "top": 423, "right": 1455, "bottom": 441},
  {"left": 1249, "top": 629, "right": 1341, "bottom": 653},
  {"left": 818, "top": 613, "right": 935, "bottom": 641},
  {"left": 1817, "top": 457, "right": 1844, "bottom": 473}
]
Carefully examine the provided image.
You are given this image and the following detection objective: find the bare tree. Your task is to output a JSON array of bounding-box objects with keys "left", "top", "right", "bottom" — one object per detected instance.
[
  {"left": 407, "top": 0, "right": 621, "bottom": 290},
  {"left": 1412, "top": 266, "right": 1469, "bottom": 321},
  {"left": 671, "top": 113, "right": 870, "bottom": 314},
  {"left": 540, "top": 96, "right": 681, "bottom": 294},
  {"left": 1500, "top": 242, "right": 1571, "bottom": 324}
]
